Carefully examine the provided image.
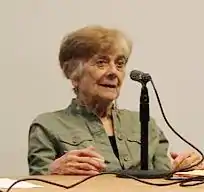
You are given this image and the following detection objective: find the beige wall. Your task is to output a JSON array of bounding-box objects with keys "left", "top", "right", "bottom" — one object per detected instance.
[{"left": 0, "top": 0, "right": 204, "bottom": 176}]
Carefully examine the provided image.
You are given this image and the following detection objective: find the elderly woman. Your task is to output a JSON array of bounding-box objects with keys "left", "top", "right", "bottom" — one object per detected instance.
[{"left": 28, "top": 25, "right": 202, "bottom": 175}]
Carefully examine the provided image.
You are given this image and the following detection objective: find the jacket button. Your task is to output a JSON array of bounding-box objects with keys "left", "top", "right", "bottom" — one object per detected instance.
[
  {"left": 117, "top": 133, "right": 125, "bottom": 140},
  {"left": 72, "top": 136, "right": 80, "bottom": 143},
  {"left": 124, "top": 156, "right": 129, "bottom": 161}
]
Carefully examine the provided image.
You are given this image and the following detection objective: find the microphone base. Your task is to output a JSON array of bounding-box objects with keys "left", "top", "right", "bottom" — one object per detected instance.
[{"left": 117, "top": 168, "right": 171, "bottom": 179}]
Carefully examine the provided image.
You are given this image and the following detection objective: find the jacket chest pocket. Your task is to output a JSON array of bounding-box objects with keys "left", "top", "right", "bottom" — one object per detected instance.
[
  {"left": 125, "top": 133, "right": 157, "bottom": 169},
  {"left": 59, "top": 135, "right": 94, "bottom": 151},
  {"left": 125, "top": 134, "right": 141, "bottom": 159}
]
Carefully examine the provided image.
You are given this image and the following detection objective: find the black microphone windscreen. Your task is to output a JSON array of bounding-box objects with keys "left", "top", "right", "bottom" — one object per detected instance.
[
  {"left": 130, "top": 70, "right": 144, "bottom": 81},
  {"left": 130, "top": 70, "right": 151, "bottom": 83}
]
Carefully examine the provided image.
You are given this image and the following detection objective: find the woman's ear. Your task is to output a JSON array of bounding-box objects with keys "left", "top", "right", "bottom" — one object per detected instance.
[
  {"left": 71, "top": 79, "right": 78, "bottom": 89},
  {"left": 71, "top": 79, "right": 79, "bottom": 95}
]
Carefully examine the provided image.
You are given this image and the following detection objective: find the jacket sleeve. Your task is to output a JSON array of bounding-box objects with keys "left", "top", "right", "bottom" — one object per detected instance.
[{"left": 28, "top": 124, "right": 57, "bottom": 175}]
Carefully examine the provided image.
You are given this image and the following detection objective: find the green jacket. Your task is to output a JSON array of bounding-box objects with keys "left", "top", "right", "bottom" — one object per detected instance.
[{"left": 28, "top": 99, "right": 171, "bottom": 175}]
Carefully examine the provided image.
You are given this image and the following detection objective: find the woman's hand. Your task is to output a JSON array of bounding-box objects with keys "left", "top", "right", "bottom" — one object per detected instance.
[
  {"left": 49, "top": 146, "right": 106, "bottom": 175},
  {"left": 171, "top": 151, "right": 204, "bottom": 171}
]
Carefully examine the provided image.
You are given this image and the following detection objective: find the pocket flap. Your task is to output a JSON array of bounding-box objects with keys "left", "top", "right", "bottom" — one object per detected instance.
[
  {"left": 60, "top": 135, "right": 93, "bottom": 146},
  {"left": 126, "top": 132, "right": 141, "bottom": 143}
]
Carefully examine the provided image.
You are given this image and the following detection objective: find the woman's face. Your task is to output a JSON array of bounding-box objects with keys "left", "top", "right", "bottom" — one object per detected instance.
[{"left": 73, "top": 49, "right": 128, "bottom": 103}]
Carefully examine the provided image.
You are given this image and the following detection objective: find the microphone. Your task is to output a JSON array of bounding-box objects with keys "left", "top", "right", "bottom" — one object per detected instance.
[{"left": 130, "top": 70, "right": 151, "bottom": 84}]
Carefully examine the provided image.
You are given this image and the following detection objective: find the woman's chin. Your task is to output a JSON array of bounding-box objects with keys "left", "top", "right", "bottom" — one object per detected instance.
[{"left": 98, "top": 93, "right": 119, "bottom": 102}]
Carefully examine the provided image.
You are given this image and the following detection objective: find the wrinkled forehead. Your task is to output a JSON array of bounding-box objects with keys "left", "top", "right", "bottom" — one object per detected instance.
[{"left": 94, "top": 35, "right": 130, "bottom": 57}]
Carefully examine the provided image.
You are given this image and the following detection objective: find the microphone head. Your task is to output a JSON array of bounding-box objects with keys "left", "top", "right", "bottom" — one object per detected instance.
[{"left": 130, "top": 70, "right": 151, "bottom": 83}]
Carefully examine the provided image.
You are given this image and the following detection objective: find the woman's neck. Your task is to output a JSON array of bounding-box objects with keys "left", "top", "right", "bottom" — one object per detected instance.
[{"left": 76, "top": 96, "right": 113, "bottom": 118}]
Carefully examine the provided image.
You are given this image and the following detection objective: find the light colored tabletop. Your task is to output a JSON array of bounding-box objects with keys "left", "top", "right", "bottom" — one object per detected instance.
[{"left": 1, "top": 174, "right": 204, "bottom": 192}]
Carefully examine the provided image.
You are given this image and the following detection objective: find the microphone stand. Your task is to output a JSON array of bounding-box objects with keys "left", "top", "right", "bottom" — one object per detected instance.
[
  {"left": 140, "top": 83, "right": 150, "bottom": 171},
  {"left": 118, "top": 77, "right": 171, "bottom": 179}
]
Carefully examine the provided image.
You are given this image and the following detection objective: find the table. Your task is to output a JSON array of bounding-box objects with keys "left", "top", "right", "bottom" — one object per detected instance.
[{"left": 1, "top": 174, "right": 204, "bottom": 192}]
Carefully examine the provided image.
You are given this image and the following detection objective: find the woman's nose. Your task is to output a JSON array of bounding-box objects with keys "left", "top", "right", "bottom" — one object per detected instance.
[
  {"left": 108, "top": 63, "right": 118, "bottom": 73},
  {"left": 106, "top": 63, "right": 118, "bottom": 79}
]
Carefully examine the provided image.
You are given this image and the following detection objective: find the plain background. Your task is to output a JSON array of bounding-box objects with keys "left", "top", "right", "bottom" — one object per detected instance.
[{"left": 0, "top": 0, "right": 204, "bottom": 176}]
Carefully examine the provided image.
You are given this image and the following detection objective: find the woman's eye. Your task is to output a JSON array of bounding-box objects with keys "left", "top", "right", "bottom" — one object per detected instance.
[
  {"left": 96, "top": 60, "right": 107, "bottom": 67},
  {"left": 97, "top": 60, "right": 104, "bottom": 64},
  {"left": 116, "top": 61, "right": 125, "bottom": 68}
]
